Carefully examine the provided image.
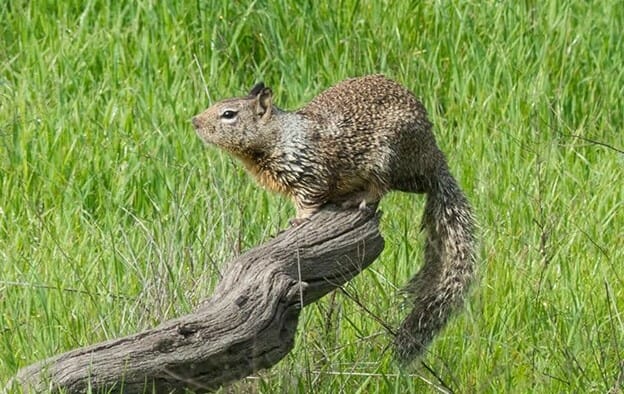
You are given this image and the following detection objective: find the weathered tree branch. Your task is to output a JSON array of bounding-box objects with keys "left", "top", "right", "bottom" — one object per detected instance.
[{"left": 9, "top": 207, "right": 384, "bottom": 393}]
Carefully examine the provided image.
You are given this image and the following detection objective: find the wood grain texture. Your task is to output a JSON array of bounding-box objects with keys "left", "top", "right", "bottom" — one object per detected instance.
[{"left": 9, "top": 206, "right": 384, "bottom": 393}]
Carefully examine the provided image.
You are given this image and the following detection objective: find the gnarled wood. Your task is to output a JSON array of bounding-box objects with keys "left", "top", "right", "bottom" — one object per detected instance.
[{"left": 9, "top": 207, "right": 383, "bottom": 393}]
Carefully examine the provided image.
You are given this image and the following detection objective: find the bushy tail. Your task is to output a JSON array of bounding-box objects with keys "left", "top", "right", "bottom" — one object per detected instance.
[{"left": 394, "top": 169, "right": 476, "bottom": 363}]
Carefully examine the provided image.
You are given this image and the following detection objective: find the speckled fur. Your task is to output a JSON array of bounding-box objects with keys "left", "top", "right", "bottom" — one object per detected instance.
[{"left": 193, "top": 75, "right": 476, "bottom": 362}]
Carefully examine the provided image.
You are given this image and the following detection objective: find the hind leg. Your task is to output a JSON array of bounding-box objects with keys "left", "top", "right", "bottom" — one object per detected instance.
[{"left": 338, "top": 187, "right": 385, "bottom": 211}]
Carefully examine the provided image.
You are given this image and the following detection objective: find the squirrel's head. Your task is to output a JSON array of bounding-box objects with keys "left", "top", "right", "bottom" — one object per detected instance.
[{"left": 192, "top": 82, "right": 275, "bottom": 158}]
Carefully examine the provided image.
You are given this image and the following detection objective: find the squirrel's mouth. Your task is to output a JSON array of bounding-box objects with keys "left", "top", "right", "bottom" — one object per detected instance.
[
  {"left": 192, "top": 124, "right": 214, "bottom": 146},
  {"left": 191, "top": 116, "right": 215, "bottom": 144}
]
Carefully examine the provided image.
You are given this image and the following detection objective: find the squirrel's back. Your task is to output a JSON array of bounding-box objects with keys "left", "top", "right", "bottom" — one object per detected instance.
[
  {"left": 297, "top": 75, "right": 445, "bottom": 198},
  {"left": 299, "top": 75, "right": 430, "bottom": 139}
]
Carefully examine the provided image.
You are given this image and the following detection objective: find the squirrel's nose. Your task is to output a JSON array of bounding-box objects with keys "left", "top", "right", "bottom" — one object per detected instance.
[{"left": 192, "top": 116, "right": 202, "bottom": 129}]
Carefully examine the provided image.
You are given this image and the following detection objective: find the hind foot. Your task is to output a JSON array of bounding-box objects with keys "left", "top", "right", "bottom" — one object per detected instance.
[{"left": 339, "top": 191, "right": 381, "bottom": 211}]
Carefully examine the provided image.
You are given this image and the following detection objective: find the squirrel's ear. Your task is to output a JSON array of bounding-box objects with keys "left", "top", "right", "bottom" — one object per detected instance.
[
  {"left": 248, "top": 82, "right": 265, "bottom": 97},
  {"left": 255, "top": 87, "right": 273, "bottom": 120}
]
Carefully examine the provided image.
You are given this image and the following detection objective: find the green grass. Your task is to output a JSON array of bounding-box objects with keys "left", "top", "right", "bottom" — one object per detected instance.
[{"left": 1, "top": 0, "right": 623, "bottom": 392}]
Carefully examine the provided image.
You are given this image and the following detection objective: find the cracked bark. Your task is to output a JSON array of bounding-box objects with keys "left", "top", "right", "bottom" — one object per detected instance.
[{"left": 9, "top": 207, "right": 384, "bottom": 393}]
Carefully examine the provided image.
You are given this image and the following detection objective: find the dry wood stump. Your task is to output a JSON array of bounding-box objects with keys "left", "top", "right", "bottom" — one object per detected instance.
[{"left": 9, "top": 206, "right": 383, "bottom": 393}]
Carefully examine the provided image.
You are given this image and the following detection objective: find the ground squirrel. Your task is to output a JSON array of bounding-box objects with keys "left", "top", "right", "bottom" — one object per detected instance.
[{"left": 192, "top": 74, "right": 476, "bottom": 363}]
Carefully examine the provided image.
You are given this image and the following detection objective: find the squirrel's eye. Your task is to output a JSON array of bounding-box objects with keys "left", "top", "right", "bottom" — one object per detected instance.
[{"left": 221, "top": 110, "right": 237, "bottom": 119}]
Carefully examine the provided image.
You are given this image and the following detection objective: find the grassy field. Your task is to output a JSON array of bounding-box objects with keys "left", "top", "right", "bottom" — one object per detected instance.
[{"left": 1, "top": 0, "right": 623, "bottom": 392}]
